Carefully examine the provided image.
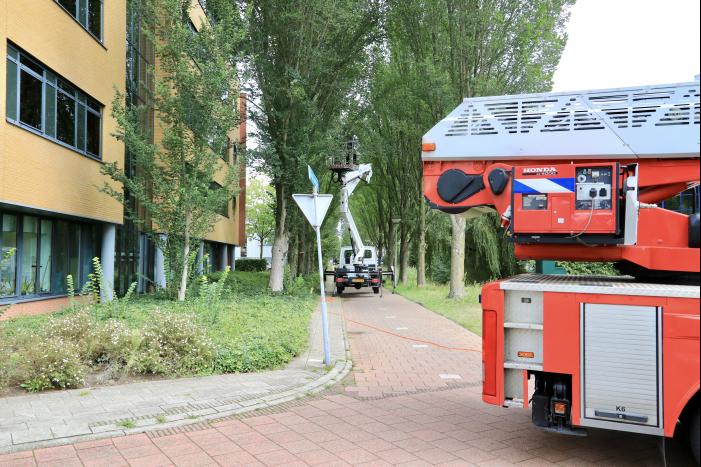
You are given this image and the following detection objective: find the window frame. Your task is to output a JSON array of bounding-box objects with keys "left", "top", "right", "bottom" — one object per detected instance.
[
  {"left": 0, "top": 212, "right": 100, "bottom": 303},
  {"left": 6, "top": 44, "right": 103, "bottom": 161},
  {"left": 54, "top": 0, "right": 104, "bottom": 44}
]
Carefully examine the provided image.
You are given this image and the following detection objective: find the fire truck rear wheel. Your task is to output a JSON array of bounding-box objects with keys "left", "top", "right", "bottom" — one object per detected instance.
[
  {"left": 690, "top": 406, "right": 700, "bottom": 465},
  {"left": 372, "top": 287, "right": 380, "bottom": 294}
]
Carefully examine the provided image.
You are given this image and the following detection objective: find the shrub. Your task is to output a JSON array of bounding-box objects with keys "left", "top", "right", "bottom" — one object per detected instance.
[
  {"left": 88, "top": 320, "right": 139, "bottom": 366},
  {"left": 129, "top": 310, "right": 215, "bottom": 376},
  {"left": 235, "top": 258, "right": 268, "bottom": 272},
  {"left": 555, "top": 261, "right": 619, "bottom": 276},
  {"left": 430, "top": 258, "right": 451, "bottom": 284},
  {"left": 18, "top": 340, "right": 86, "bottom": 392},
  {"left": 44, "top": 310, "right": 92, "bottom": 343}
]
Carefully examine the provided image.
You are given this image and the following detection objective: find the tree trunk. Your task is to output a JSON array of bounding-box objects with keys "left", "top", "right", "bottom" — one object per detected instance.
[
  {"left": 387, "top": 220, "right": 396, "bottom": 271},
  {"left": 448, "top": 214, "right": 466, "bottom": 298},
  {"left": 399, "top": 224, "right": 409, "bottom": 285},
  {"left": 269, "top": 183, "right": 288, "bottom": 292},
  {"left": 417, "top": 200, "right": 426, "bottom": 287},
  {"left": 297, "top": 227, "right": 306, "bottom": 277},
  {"left": 177, "top": 213, "right": 192, "bottom": 301},
  {"left": 288, "top": 233, "right": 298, "bottom": 279}
]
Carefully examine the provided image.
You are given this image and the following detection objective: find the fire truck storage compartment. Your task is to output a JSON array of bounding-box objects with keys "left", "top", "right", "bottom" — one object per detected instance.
[
  {"left": 581, "top": 304, "right": 661, "bottom": 430},
  {"left": 503, "top": 290, "right": 544, "bottom": 405}
]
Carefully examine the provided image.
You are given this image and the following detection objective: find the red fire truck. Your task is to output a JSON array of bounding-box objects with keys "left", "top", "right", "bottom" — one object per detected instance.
[{"left": 421, "top": 81, "right": 700, "bottom": 462}]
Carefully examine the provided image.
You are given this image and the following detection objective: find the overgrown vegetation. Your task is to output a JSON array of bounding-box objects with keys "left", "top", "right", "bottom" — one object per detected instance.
[
  {"left": 395, "top": 269, "right": 482, "bottom": 335},
  {"left": 234, "top": 258, "right": 268, "bottom": 272},
  {"left": 555, "top": 261, "right": 619, "bottom": 276},
  {"left": 0, "top": 270, "right": 314, "bottom": 393}
]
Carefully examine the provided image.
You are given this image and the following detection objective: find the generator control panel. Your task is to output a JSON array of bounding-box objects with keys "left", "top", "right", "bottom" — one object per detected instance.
[
  {"left": 575, "top": 166, "right": 613, "bottom": 210},
  {"left": 512, "top": 163, "right": 619, "bottom": 239}
]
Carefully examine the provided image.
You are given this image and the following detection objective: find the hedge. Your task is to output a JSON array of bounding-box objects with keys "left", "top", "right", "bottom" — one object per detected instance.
[{"left": 235, "top": 258, "right": 268, "bottom": 272}]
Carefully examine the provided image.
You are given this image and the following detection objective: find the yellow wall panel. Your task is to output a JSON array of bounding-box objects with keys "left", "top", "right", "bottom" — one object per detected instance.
[{"left": 1, "top": 0, "right": 125, "bottom": 223}]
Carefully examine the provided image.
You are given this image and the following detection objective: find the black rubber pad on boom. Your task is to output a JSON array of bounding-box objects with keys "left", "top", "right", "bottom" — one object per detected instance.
[{"left": 437, "top": 169, "right": 485, "bottom": 204}]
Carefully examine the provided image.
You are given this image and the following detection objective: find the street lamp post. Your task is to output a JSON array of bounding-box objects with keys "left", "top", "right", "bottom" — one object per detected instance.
[{"left": 391, "top": 217, "right": 401, "bottom": 288}]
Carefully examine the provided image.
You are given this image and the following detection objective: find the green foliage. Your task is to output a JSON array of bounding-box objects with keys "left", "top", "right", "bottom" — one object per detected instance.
[
  {"left": 207, "top": 270, "right": 269, "bottom": 296},
  {"left": 102, "top": 0, "right": 243, "bottom": 301},
  {"left": 235, "top": 258, "right": 267, "bottom": 272},
  {"left": 0, "top": 272, "right": 314, "bottom": 393},
  {"left": 18, "top": 340, "right": 86, "bottom": 392},
  {"left": 129, "top": 310, "right": 215, "bottom": 376},
  {"left": 246, "top": 178, "right": 276, "bottom": 255},
  {"left": 555, "top": 261, "right": 620, "bottom": 276},
  {"left": 243, "top": 0, "right": 382, "bottom": 291},
  {"left": 430, "top": 257, "right": 450, "bottom": 284}
]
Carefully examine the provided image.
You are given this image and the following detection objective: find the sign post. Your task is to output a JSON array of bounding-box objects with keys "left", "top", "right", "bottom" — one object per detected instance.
[{"left": 292, "top": 166, "right": 333, "bottom": 365}]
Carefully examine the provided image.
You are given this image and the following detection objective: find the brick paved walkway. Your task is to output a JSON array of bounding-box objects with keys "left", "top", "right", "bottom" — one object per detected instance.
[{"left": 0, "top": 288, "right": 694, "bottom": 466}]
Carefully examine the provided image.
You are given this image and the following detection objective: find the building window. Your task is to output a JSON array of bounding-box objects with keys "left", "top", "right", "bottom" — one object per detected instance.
[
  {"left": 210, "top": 182, "right": 229, "bottom": 217},
  {"left": 56, "top": 0, "right": 102, "bottom": 41},
  {"left": 5, "top": 44, "right": 102, "bottom": 160},
  {"left": 1, "top": 215, "right": 18, "bottom": 298},
  {"left": 0, "top": 212, "right": 100, "bottom": 301}
]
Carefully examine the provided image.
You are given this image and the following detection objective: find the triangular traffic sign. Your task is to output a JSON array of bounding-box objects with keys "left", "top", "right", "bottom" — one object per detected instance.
[{"left": 292, "top": 194, "right": 333, "bottom": 228}]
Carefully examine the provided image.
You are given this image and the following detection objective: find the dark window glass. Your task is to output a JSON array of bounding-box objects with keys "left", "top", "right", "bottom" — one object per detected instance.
[
  {"left": 20, "top": 54, "right": 43, "bottom": 76},
  {"left": 57, "top": 0, "right": 102, "bottom": 40},
  {"left": 19, "top": 70, "right": 42, "bottom": 129},
  {"left": 68, "top": 223, "right": 80, "bottom": 288},
  {"left": 6, "top": 56, "right": 18, "bottom": 120},
  {"left": 87, "top": 0, "right": 101, "bottom": 37},
  {"left": 8, "top": 47, "right": 101, "bottom": 158},
  {"left": 57, "top": 0, "right": 77, "bottom": 15},
  {"left": 76, "top": 103, "right": 86, "bottom": 151},
  {"left": 44, "top": 84, "right": 57, "bottom": 137},
  {"left": 57, "top": 92, "right": 76, "bottom": 146},
  {"left": 1, "top": 214, "right": 18, "bottom": 297},
  {"left": 20, "top": 217, "right": 39, "bottom": 295},
  {"left": 52, "top": 221, "right": 70, "bottom": 293},
  {"left": 39, "top": 220, "right": 53, "bottom": 293},
  {"left": 80, "top": 224, "right": 98, "bottom": 287},
  {"left": 87, "top": 110, "right": 100, "bottom": 156}
]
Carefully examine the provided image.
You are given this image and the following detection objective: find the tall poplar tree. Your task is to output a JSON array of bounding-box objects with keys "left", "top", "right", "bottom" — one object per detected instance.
[{"left": 243, "top": 0, "right": 382, "bottom": 291}]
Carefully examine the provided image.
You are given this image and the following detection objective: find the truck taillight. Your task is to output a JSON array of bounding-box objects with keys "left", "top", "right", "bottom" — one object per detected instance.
[{"left": 553, "top": 401, "right": 568, "bottom": 415}]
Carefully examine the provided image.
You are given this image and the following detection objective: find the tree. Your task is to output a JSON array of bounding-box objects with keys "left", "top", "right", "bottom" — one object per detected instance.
[
  {"left": 242, "top": 0, "right": 382, "bottom": 291},
  {"left": 103, "top": 0, "right": 243, "bottom": 301},
  {"left": 246, "top": 177, "right": 275, "bottom": 259},
  {"left": 352, "top": 0, "right": 572, "bottom": 295}
]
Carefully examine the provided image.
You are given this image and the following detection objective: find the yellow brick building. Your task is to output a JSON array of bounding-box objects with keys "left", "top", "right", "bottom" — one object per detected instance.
[{"left": 1, "top": 0, "right": 245, "bottom": 315}]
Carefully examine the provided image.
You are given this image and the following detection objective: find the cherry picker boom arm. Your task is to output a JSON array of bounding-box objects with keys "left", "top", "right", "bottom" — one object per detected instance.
[{"left": 340, "top": 163, "right": 373, "bottom": 263}]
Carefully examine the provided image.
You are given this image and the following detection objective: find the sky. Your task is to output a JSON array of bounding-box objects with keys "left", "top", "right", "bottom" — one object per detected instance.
[{"left": 552, "top": 0, "right": 700, "bottom": 91}]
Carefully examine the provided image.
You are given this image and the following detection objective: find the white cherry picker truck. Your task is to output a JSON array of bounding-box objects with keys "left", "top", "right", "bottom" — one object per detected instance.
[
  {"left": 422, "top": 81, "right": 700, "bottom": 462},
  {"left": 326, "top": 138, "right": 395, "bottom": 295}
]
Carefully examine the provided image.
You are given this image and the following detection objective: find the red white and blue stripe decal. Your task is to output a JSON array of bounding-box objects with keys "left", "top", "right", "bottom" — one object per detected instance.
[{"left": 513, "top": 178, "right": 575, "bottom": 194}]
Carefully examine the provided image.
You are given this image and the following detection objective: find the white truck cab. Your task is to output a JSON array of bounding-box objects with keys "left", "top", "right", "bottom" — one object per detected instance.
[{"left": 333, "top": 245, "right": 381, "bottom": 294}]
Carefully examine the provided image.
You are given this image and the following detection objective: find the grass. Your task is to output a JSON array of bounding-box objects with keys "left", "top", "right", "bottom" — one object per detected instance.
[
  {"left": 118, "top": 420, "right": 136, "bottom": 429},
  {"left": 394, "top": 268, "right": 483, "bottom": 336},
  {"left": 0, "top": 271, "right": 317, "bottom": 393}
]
